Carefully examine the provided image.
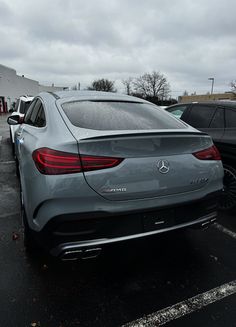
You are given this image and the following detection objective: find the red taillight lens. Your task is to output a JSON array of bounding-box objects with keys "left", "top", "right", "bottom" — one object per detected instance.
[
  {"left": 193, "top": 145, "right": 221, "bottom": 161},
  {"left": 32, "top": 148, "right": 123, "bottom": 175},
  {"left": 32, "top": 148, "right": 82, "bottom": 174},
  {"left": 80, "top": 155, "right": 123, "bottom": 171}
]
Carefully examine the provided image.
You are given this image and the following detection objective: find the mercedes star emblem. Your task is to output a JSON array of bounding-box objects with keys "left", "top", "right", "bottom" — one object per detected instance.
[{"left": 157, "top": 160, "right": 170, "bottom": 174}]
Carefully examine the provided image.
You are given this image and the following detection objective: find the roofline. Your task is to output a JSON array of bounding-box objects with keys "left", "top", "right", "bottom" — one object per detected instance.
[
  {"left": 45, "top": 90, "right": 151, "bottom": 104},
  {"left": 169, "top": 100, "right": 236, "bottom": 107},
  {"left": 47, "top": 91, "right": 60, "bottom": 100}
]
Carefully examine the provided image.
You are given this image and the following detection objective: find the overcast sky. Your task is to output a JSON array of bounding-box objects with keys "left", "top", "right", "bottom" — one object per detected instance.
[{"left": 0, "top": 0, "right": 235, "bottom": 98}]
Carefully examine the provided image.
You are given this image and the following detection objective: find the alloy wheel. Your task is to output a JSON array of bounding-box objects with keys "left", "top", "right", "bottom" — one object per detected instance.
[{"left": 219, "top": 165, "right": 236, "bottom": 210}]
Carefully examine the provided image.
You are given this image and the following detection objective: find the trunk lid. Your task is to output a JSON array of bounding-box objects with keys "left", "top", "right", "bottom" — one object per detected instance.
[{"left": 78, "top": 132, "right": 214, "bottom": 201}]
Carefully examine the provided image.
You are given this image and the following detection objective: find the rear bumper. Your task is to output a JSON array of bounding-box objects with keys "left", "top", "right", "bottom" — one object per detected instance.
[
  {"left": 51, "top": 212, "right": 217, "bottom": 260},
  {"left": 32, "top": 191, "right": 221, "bottom": 258}
]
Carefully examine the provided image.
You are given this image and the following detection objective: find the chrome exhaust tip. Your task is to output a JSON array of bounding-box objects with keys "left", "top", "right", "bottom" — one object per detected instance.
[
  {"left": 201, "top": 218, "right": 216, "bottom": 230},
  {"left": 60, "top": 248, "right": 102, "bottom": 261},
  {"left": 82, "top": 248, "right": 102, "bottom": 260},
  {"left": 61, "top": 249, "right": 83, "bottom": 261}
]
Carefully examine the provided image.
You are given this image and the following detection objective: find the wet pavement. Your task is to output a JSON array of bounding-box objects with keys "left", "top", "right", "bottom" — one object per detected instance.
[{"left": 0, "top": 114, "right": 235, "bottom": 327}]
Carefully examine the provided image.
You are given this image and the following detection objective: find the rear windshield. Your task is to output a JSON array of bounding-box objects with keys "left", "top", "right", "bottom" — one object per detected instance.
[
  {"left": 19, "top": 101, "right": 32, "bottom": 114},
  {"left": 61, "top": 101, "right": 186, "bottom": 130}
]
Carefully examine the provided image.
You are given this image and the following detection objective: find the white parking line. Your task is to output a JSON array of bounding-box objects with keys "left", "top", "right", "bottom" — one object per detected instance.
[
  {"left": 214, "top": 223, "right": 236, "bottom": 240},
  {"left": 0, "top": 135, "right": 2, "bottom": 143},
  {"left": 0, "top": 160, "right": 15, "bottom": 164},
  {"left": 122, "top": 280, "right": 236, "bottom": 327}
]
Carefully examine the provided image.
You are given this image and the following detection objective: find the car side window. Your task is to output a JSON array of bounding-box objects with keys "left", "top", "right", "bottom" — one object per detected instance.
[
  {"left": 24, "top": 99, "right": 46, "bottom": 127},
  {"left": 225, "top": 108, "right": 236, "bottom": 128},
  {"left": 167, "top": 105, "right": 188, "bottom": 119},
  {"left": 34, "top": 103, "right": 46, "bottom": 127},
  {"left": 184, "top": 104, "right": 216, "bottom": 128},
  {"left": 209, "top": 107, "right": 224, "bottom": 128},
  {"left": 20, "top": 101, "right": 31, "bottom": 114},
  {"left": 15, "top": 99, "right": 20, "bottom": 112},
  {"left": 24, "top": 99, "right": 38, "bottom": 124}
]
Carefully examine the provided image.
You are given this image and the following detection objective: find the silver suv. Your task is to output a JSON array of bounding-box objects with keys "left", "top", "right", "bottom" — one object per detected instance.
[{"left": 7, "top": 91, "right": 223, "bottom": 260}]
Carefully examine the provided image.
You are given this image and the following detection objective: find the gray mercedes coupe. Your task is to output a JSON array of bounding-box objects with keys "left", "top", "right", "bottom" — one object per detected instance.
[{"left": 7, "top": 91, "right": 223, "bottom": 260}]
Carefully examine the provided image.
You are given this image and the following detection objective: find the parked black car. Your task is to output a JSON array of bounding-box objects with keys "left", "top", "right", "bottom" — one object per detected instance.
[{"left": 165, "top": 101, "right": 236, "bottom": 211}]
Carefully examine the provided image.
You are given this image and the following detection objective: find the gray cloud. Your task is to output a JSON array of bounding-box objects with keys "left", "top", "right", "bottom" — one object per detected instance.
[{"left": 0, "top": 0, "right": 235, "bottom": 96}]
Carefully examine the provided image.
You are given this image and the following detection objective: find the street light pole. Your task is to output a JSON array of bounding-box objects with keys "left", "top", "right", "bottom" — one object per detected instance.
[{"left": 208, "top": 78, "right": 214, "bottom": 94}]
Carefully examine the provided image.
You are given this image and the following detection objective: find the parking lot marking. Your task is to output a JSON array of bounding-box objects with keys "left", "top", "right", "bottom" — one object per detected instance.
[
  {"left": 214, "top": 223, "right": 236, "bottom": 240},
  {"left": 122, "top": 280, "right": 236, "bottom": 327},
  {"left": 0, "top": 135, "right": 2, "bottom": 143},
  {"left": 0, "top": 160, "right": 15, "bottom": 164}
]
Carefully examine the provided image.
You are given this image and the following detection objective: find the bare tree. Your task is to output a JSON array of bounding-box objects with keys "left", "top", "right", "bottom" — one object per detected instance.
[
  {"left": 182, "top": 90, "right": 189, "bottom": 96},
  {"left": 87, "top": 79, "right": 116, "bottom": 92},
  {"left": 122, "top": 77, "right": 133, "bottom": 95},
  {"left": 133, "top": 71, "right": 170, "bottom": 99},
  {"left": 230, "top": 80, "right": 236, "bottom": 92}
]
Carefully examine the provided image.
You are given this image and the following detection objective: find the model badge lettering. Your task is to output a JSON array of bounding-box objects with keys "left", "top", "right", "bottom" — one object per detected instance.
[
  {"left": 190, "top": 178, "right": 209, "bottom": 184},
  {"left": 102, "top": 187, "right": 127, "bottom": 193}
]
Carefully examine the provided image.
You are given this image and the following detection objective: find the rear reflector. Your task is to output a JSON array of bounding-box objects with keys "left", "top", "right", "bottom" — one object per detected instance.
[
  {"left": 193, "top": 145, "right": 221, "bottom": 161},
  {"left": 32, "top": 148, "right": 123, "bottom": 175}
]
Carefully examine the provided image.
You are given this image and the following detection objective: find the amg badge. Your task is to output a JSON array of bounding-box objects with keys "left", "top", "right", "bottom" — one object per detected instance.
[{"left": 102, "top": 187, "right": 127, "bottom": 193}]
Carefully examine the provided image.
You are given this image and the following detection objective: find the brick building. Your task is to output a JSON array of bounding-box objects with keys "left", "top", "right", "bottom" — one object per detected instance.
[{"left": 179, "top": 92, "right": 236, "bottom": 103}]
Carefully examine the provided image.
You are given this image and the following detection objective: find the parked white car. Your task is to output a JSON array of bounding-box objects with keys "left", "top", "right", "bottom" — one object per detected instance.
[{"left": 9, "top": 95, "right": 33, "bottom": 151}]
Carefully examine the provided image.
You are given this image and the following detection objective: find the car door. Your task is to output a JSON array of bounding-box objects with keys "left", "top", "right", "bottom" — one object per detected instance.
[
  {"left": 182, "top": 103, "right": 225, "bottom": 150},
  {"left": 221, "top": 106, "right": 236, "bottom": 159},
  {"left": 16, "top": 98, "right": 46, "bottom": 177},
  {"left": 207, "top": 106, "right": 225, "bottom": 150},
  {"left": 15, "top": 98, "right": 38, "bottom": 160}
]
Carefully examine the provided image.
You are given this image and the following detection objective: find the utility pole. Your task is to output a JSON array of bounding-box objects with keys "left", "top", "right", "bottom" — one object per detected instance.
[{"left": 208, "top": 77, "right": 214, "bottom": 94}]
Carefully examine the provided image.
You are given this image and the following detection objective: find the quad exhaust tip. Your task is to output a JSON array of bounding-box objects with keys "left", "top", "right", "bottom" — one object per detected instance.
[
  {"left": 59, "top": 216, "right": 217, "bottom": 260},
  {"left": 60, "top": 248, "right": 102, "bottom": 261},
  {"left": 201, "top": 218, "right": 216, "bottom": 229}
]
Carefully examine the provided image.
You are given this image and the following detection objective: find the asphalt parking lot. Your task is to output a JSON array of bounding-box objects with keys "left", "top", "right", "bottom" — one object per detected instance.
[{"left": 0, "top": 114, "right": 236, "bottom": 327}]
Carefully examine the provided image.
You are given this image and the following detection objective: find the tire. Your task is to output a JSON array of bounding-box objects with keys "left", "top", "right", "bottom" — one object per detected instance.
[
  {"left": 20, "top": 183, "right": 39, "bottom": 253},
  {"left": 219, "top": 164, "right": 236, "bottom": 211},
  {"left": 15, "top": 158, "right": 20, "bottom": 178},
  {"left": 22, "top": 208, "right": 36, "bottom": 251},
  {"left": 9, "top": 129, "right": 15, "bottom": 157}
]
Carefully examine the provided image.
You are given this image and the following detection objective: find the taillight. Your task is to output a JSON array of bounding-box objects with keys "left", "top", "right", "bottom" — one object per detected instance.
[
  {"left": 80, "top": 155, "right": 123, "bottom": 171},
  {"left": 193, "top": 145, "right": 221, "bottom": 161},
  {"left": 32, "top": 148, "right": 123, "bottom": 175}
]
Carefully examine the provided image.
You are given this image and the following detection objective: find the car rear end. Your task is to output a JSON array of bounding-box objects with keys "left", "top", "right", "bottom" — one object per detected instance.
[{"left": 28, "top": 93, "right": 224, "bottom": 260}]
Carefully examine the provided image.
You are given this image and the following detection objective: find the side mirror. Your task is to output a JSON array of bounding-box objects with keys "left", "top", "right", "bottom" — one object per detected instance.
[
  {"left": 9, "top": 109, "right": 14, "bottom": 113},
  {"left": 7, "top": 115, "right": 22, "bottom": 125}
]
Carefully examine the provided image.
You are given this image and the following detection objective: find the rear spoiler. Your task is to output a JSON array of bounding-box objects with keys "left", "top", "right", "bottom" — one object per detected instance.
[{"left": 79, "top": 131, "right": 209, "bottom": 142}]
